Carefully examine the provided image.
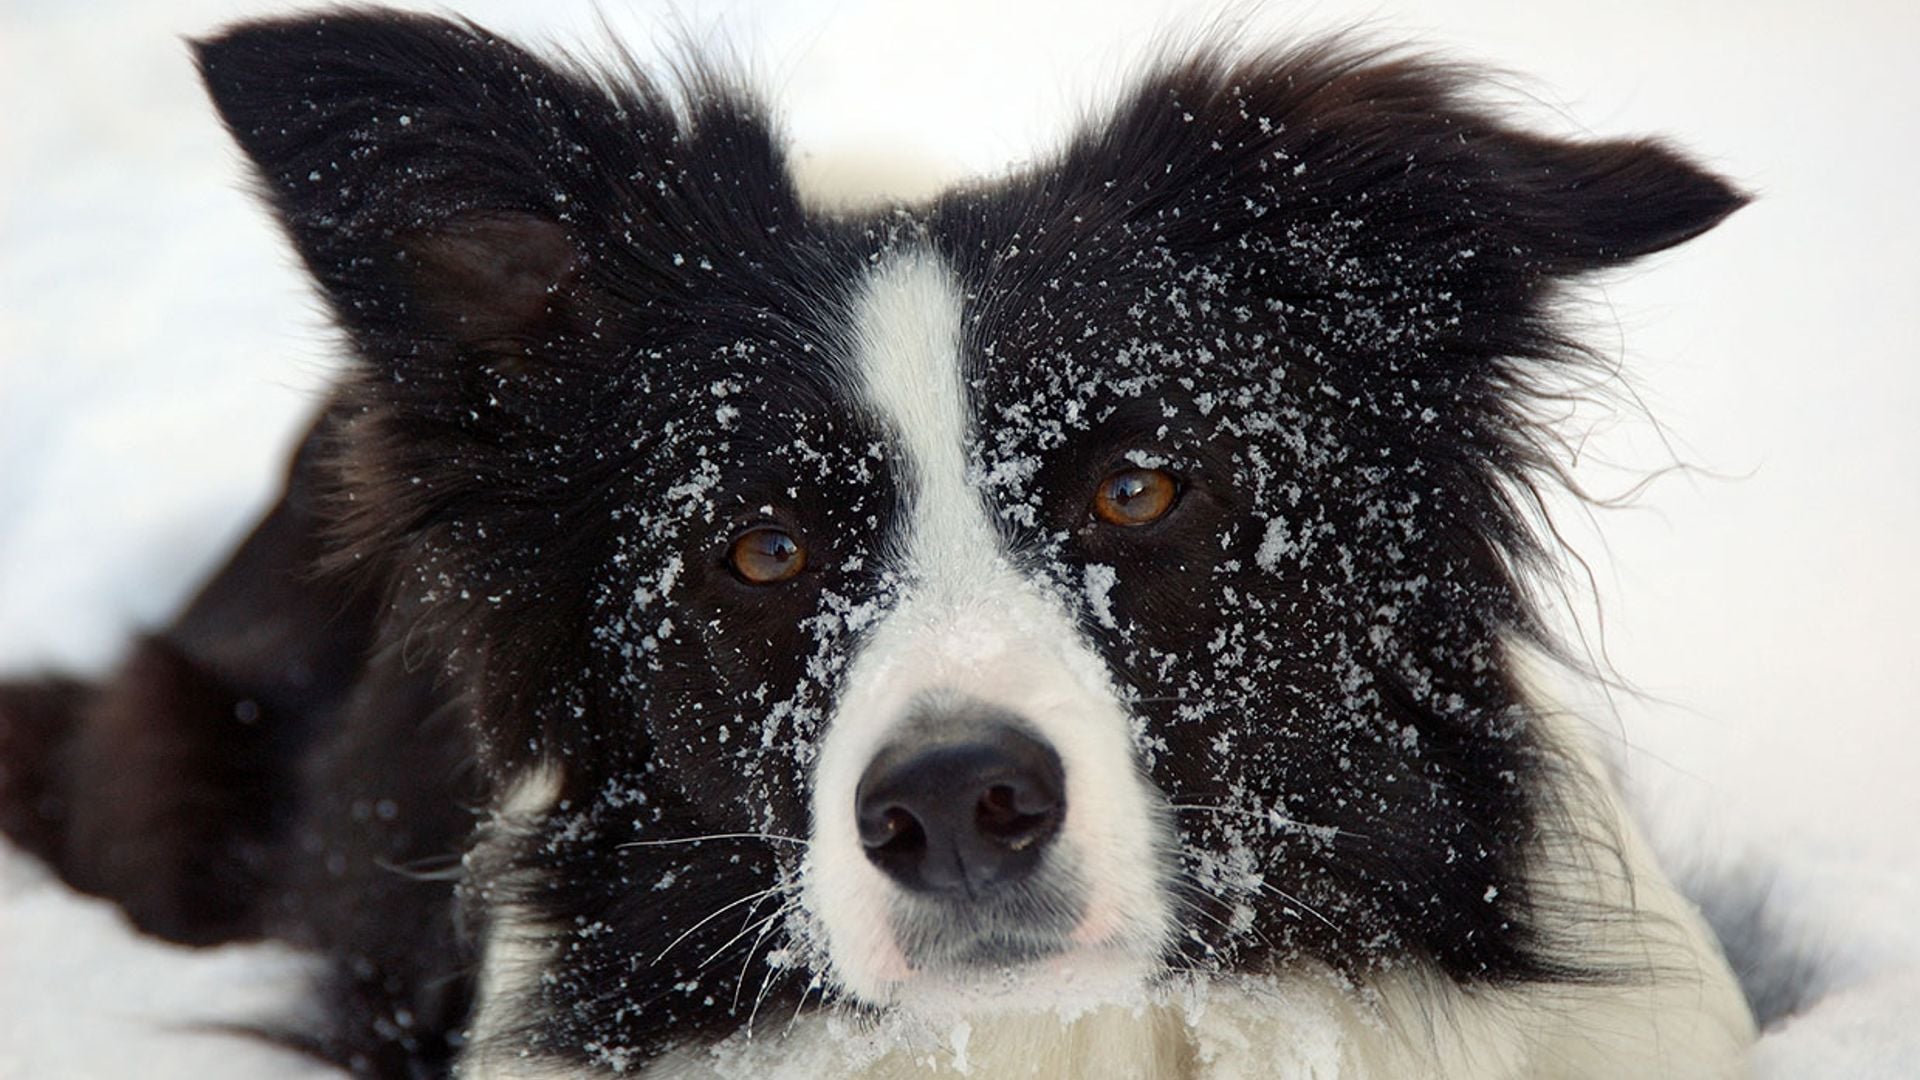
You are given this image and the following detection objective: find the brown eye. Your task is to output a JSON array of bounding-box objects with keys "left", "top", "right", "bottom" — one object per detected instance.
[
  {"left": 1092, "top": 467, "right": 1178, "bottom": 527},
  {"left": 729, "top": 526, "right": 806, "bottom": 584}
]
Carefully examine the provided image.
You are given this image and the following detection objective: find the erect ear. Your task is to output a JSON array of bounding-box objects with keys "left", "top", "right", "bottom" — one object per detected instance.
[
  {"left": 1067, "top": 46, "right": 1746, "bottom": 293},
  {"left": 1470, "top": 127, "right": 1747, "bottom": 273},
  {"left": 193, "top": 11, "right": 603, "bottom": 359}
]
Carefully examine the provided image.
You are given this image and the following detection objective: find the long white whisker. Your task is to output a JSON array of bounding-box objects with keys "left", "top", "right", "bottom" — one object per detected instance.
[
  {"left": 784, "top": 972, "right": 826, "bottom": 1036},
  {"left": 1254, "top": 879, "right": 1343, "bottom": 933},
  {"left": 618, "top": 832, "right": 810, "bottom": 850},
  {"left": 372, "top": 854, "right": 464, "bottom": 882},
  {"left": 1169, "top": 871, "right": 1277, "bottom": 951},
  {"left": 737, "top": 901, "right": 799, "bottom": 1028},
  {"left": 1172, "top": 865, "right": 1341, "bottom": 937},
  {"left": 700, "top": 902, "right": 791, "bottom": 975},
  {"left": 651, "top": 885, "right": 790, "bottom": 967},
  {"left": 1168, "top": 802, "right": 1370, "bottom": 842}
]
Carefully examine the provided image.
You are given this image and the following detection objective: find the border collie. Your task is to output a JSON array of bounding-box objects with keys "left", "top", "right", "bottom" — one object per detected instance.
[{"left": 0, "top": 8, "right": 1755, "bottom": 1078}]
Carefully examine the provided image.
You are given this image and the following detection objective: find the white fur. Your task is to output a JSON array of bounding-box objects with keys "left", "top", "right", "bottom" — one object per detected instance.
[
  {"left": 462, "top": 764, "right": 571, "bottom": 1080},
  {"left": 802, "top": 250, "right": 1174, "bottom": 1005}
]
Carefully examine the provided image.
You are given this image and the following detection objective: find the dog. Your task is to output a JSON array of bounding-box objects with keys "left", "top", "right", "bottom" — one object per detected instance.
[{"left": 0, "top": 8, "right": 1756, "bottom": 1077}]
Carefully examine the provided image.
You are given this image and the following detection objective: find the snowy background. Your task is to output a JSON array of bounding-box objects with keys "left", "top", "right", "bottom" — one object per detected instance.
[{"left": 2, "top": 0, "right": 1917, "bottom": 1075}]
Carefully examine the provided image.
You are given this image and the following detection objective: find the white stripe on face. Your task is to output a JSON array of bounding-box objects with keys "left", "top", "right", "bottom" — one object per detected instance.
[{"left": 800, "top": 248, "right": 1171, "bottom": 1007}]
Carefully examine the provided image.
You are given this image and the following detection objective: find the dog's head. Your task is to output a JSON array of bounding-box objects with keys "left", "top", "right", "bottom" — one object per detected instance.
[{"left": 197, "top": 10, "right": 1743, "bottom": 1067}]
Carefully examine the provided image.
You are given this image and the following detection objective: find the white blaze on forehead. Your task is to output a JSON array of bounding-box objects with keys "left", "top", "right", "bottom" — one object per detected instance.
[
  {"left": 801, "top": 246, "right": 1171, "bottom": 1006},
  {"left": 848, "top": 249, "right": 989, "bottom": 571}
]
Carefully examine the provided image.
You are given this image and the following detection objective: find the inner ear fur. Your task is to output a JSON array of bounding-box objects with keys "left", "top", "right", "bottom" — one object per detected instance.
[
  {"left": 192, "top": 11, "right": 605, "bottom": 360},
  {"left": 401, "top": 212, "right": 581, "bottom": 354}
]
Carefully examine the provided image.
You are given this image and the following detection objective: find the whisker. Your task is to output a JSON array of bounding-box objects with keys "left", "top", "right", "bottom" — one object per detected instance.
[
  {"left": 651, "top": 884, "right": 790, "bottom": 967},
  {"left": 618, "top": 832, "right": 810, "bottom": 850},
  {"left": 1253, "top": 878, "right": 1343, "bottom": 933},
  {"left": 1174, "top": 884, "right": 1263, "bottom": 939},
  {"left": 1170, "top": 863, "right": 1341, "bottom": 942},
  {"left": 1163, "top": 915, "right": 1230, "bottom": 973},
  {"left": 372, "top": 854, "right": 464, "bottom": 882},
  {"left": 702, "top": 902, "right": 792, "bottom": 976},
  {"left": 1168, "top": 872, "right": 1278, "bottom": 953},
  {"left": 1167, "top": 802, "right": 1370, "bottom": 843},
  {"left": 737, "top": 902, "right": 799, "bottom": 1029},
  {"left": 785, "top": 973, "right": 826, "bottom": 1036}
]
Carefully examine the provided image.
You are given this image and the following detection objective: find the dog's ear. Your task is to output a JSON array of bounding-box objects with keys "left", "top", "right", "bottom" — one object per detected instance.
[
  {"left": 192, "top": 11, "right": 634, "bottom": 362},
  {"left": 196, "top": 8, "right": 804, "bottom": 377},
  {"left": 193, "top": 13, "right": 805, "bottom": 770},
  {"left": 1053, "top": 47, "right": 1745, "bottom": 300},
  {"left": 1476, "top": 130, "right": 1745, "bottom": 271}
]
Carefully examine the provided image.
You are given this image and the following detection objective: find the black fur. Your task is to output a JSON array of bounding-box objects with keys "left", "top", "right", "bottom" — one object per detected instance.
[{"left": 0, "top": 9, "right": 1745, "bottom": 1077}]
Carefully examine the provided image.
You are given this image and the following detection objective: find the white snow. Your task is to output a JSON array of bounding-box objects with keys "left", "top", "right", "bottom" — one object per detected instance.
[
  {"left": 3, "top": 0, "right": 1918, "bottom": 1077},
  {"left": 1084, "top": 563, "right": 1119, "bottom": 629},
  {"left": 0, "top": 847, "right": 335, "bottom": 1078},
  {"left": 1253, "top": 516, "right": 1296, "bottom": 572}
]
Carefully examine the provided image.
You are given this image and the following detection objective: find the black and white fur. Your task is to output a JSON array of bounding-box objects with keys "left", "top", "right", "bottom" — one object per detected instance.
[{"left": 0, "top": 9, "right": 1755, "bottom": 1078}]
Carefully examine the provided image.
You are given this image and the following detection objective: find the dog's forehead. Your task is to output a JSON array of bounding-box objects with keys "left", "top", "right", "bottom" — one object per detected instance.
[
  {"left": 613, "top": 189, "right": 1256, "bottom": 448},
  {"left": 601, "top": 241, "right": 879, "bottom": 469},
  {"left": 600, "top": 186, "right": 1336, "bottom": 569},
  {"left": 931, "top": 208, "right": 1273, "bottom": 427}
]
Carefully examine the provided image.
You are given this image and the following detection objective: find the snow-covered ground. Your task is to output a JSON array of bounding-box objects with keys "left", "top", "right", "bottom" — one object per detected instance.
[{"left": 2, "top": 0, "right": 1916, "bottom": 1075}]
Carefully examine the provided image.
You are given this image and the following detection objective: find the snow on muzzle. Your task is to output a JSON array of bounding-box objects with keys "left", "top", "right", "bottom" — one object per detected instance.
[{"left": 800, "top": 594, "right": 1175, "bottom": 1007}]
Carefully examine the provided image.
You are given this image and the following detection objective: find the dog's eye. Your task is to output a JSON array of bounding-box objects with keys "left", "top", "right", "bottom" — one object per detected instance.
[
  {"left": 729, "top": 526, "right": 807, "bottom": 584},
  {"left": 1092, "top": 467, "right": 1178, "bottom": 527}
]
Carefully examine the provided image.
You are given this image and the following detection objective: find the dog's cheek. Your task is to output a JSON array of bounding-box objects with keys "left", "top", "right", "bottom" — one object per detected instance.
[{"left": 626, "top": 621, "right": 822, "bottom": 837}]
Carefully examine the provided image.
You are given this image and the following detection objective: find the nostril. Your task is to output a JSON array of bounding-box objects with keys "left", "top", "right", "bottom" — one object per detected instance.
[
  {"left": 881, "top": 806, "right": 918, "bottom": 843},
  {"left": 975, "top": 782, "right": 1060, "bottom": 852},
  {"left": 978, "top": 784, "right": 1020, "bottom": 827},
  {"left": 860, "top": 800, "right": 935, "bottom": 890},
  {"left": 862, "top": 803, "right": 927, "bottom": 854}
]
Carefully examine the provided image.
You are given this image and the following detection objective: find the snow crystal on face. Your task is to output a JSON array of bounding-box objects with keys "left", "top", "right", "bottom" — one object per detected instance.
[
  {"left": 1254, "top": 515, "right": 1295, "bottom": 571},
  {"left": 1084, "top": 562, "right": 1119, "bottom": 629}
]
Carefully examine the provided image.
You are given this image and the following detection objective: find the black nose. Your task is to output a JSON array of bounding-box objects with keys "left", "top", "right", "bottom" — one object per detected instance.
[{"left": 855, "top": 721, "right": 1065, "bottom": 897}]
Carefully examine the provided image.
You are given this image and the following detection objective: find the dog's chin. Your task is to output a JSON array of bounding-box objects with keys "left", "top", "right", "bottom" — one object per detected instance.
[
  {"left": 871, "top": 939, "right": 1161, "bottom": 1018},
  {"left": 911, "top": 931, "right": 1065, "bottom": 971}
]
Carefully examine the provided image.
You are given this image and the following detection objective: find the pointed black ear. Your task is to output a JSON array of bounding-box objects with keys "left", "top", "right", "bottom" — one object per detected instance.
[
  {"left": 1485, "top": 130, "right": 1747, "bottom": 272},
  {"left": 193, "top": 11, "right": 601, "bottom": 357},
  {"left": 1060, "top": 46, "right": 1746, "bottom": 294}
]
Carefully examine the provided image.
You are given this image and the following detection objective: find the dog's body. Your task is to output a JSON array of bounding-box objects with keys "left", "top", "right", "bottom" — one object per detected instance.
[{"left": 0, "top": 10, "right": 1755, "bottom": 1078}]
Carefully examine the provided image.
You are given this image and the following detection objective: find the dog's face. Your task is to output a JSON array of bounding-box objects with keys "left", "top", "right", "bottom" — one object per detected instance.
[{"left": 197, "top": 12, "right": 1742, "bottom": 1069}]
